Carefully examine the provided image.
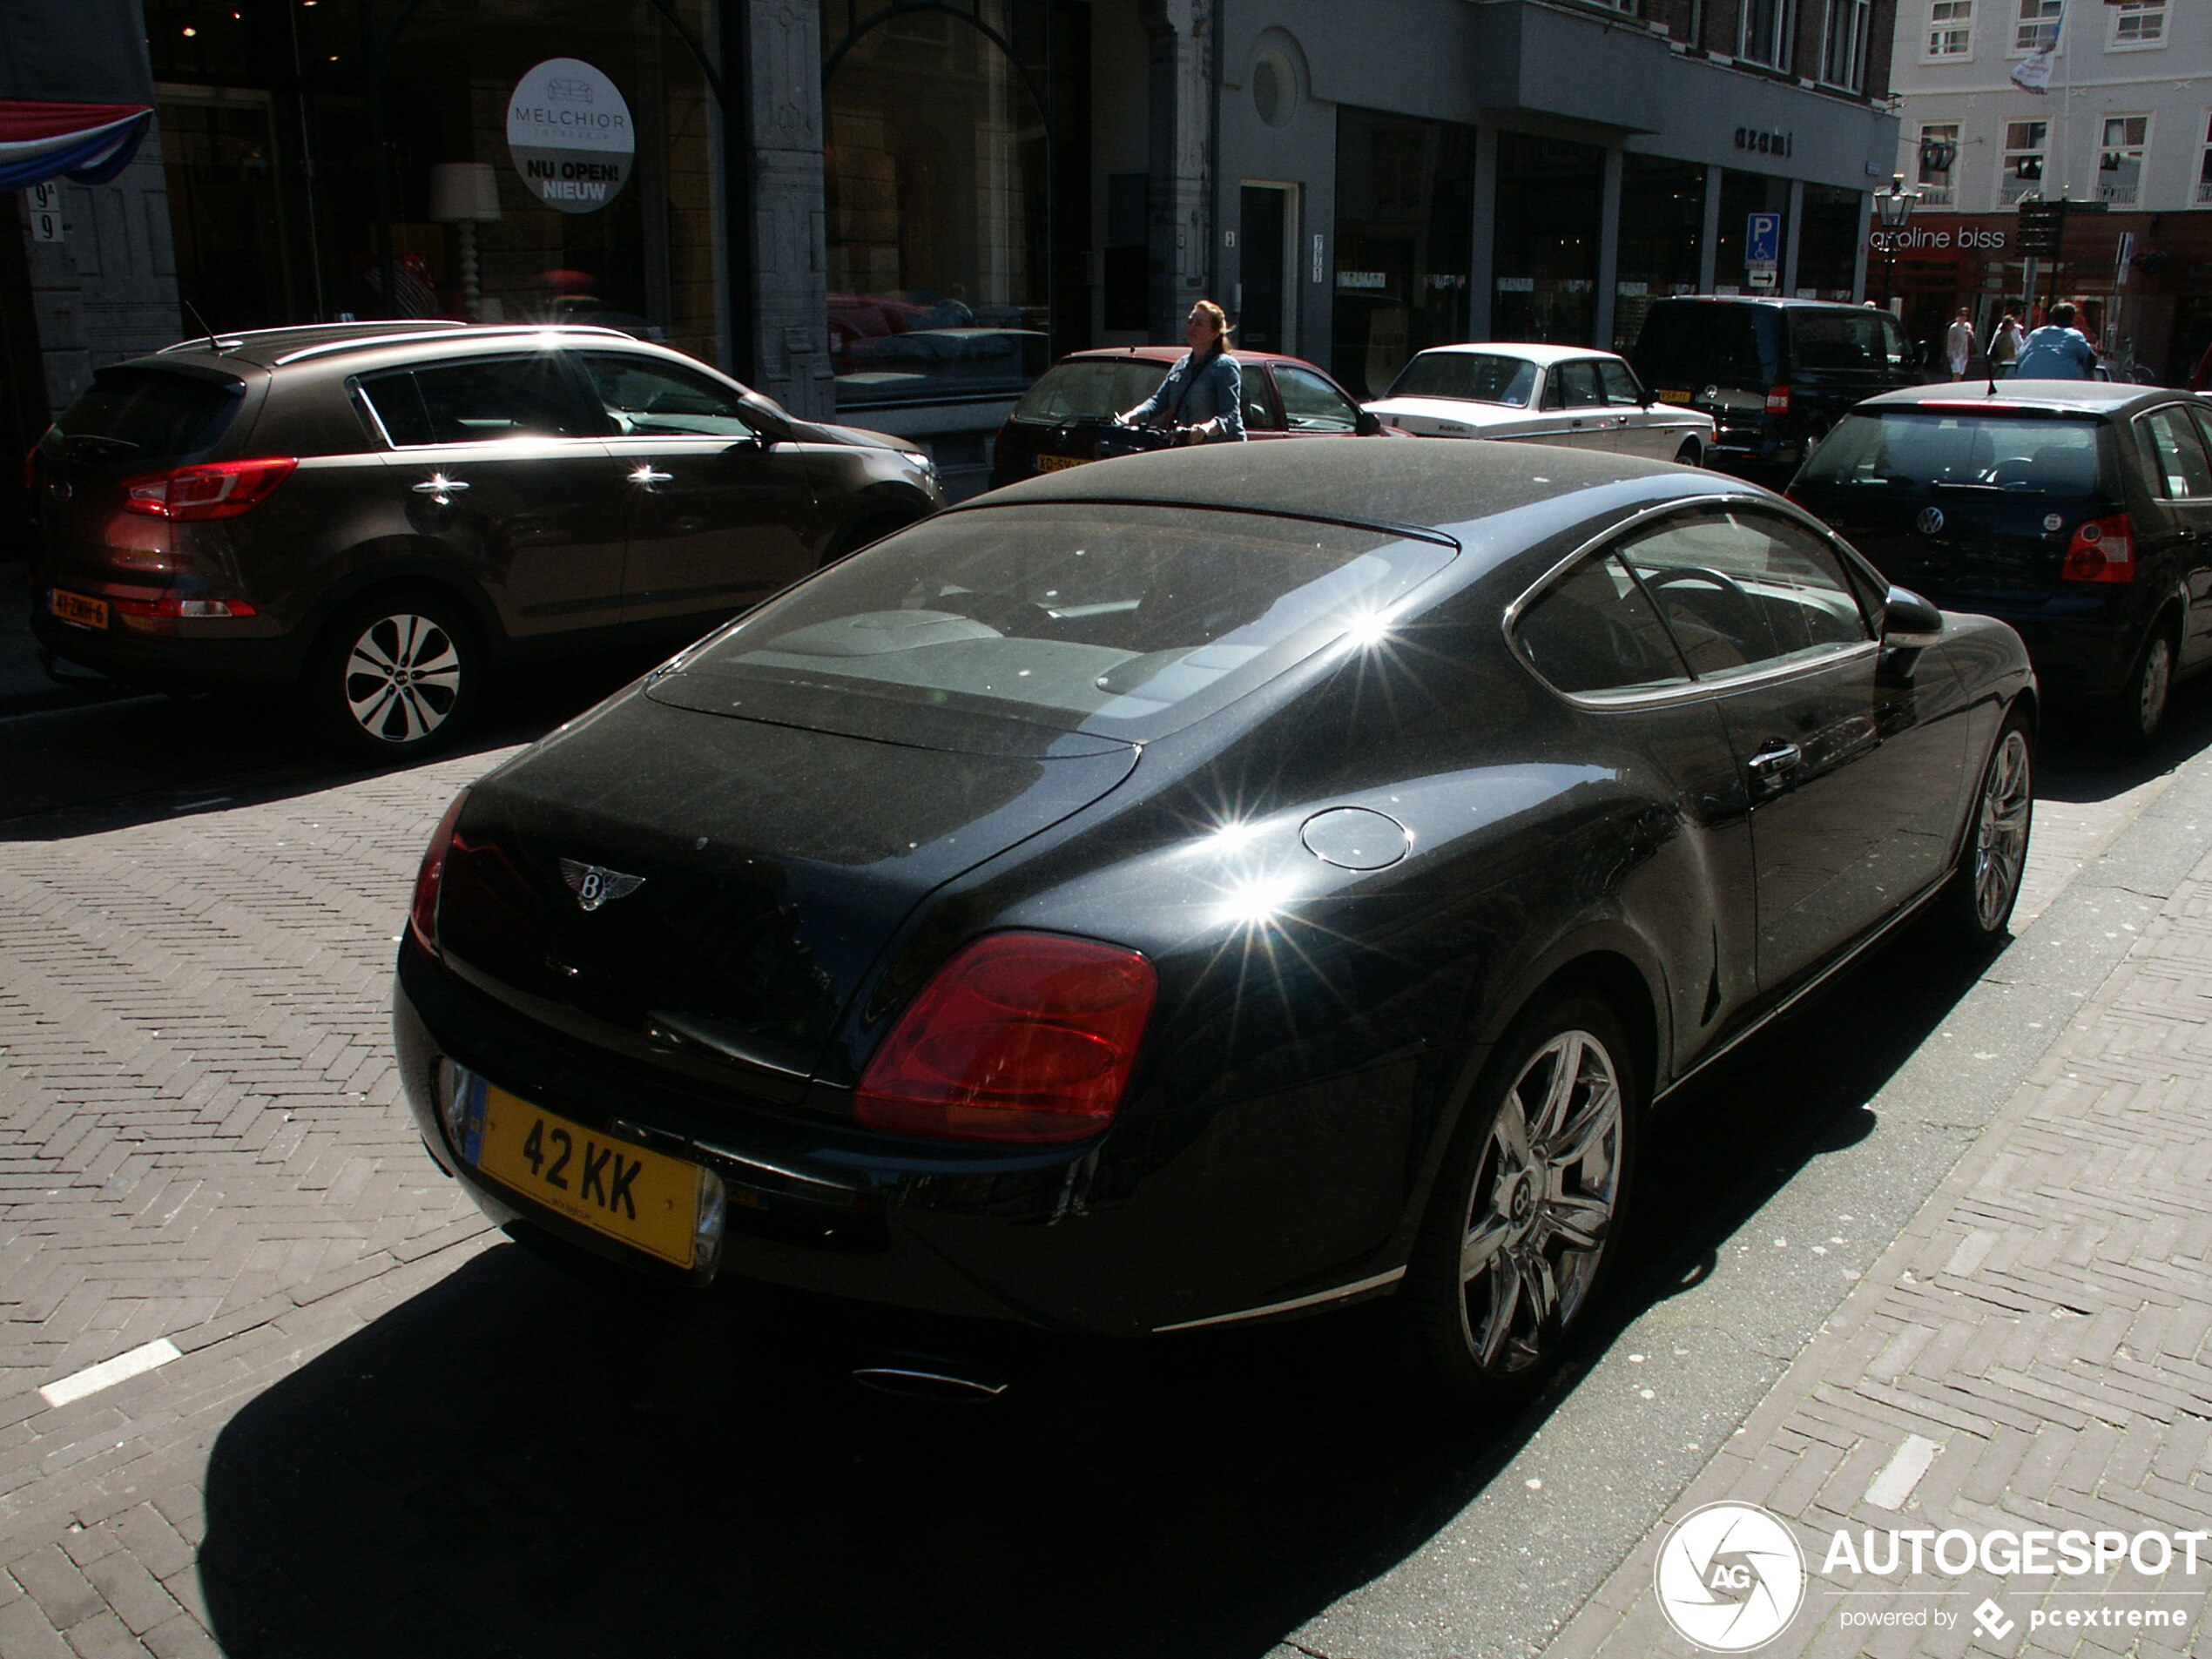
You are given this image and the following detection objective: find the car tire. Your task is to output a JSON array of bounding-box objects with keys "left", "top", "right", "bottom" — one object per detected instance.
[
  {"left": 1939, "top": 708, "right": 2033, "bottom": 948},
  {"left": 309, "top": 590, "right": 477, "bottom": 759},
  {"left": 1673, "top": 439, "right": 1703, "bottom": 468},
  {"left": 1395, "top": 993, "right": 1637, "bottom": 1396},
  {"left": 2107, "top": 624, "right": 2176, "bottom": 751}
]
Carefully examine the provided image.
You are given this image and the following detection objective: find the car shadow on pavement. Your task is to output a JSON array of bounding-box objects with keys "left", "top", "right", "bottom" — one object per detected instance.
[
  {"left": 2034, "top": 671, "right": 2212, "bottom": 806},
  {"left": 193, "top": 918, "right": 1991, "bottom": 1659}
]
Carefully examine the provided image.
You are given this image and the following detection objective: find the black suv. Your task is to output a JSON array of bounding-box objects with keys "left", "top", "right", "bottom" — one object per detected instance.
[
  {"left": 1791, "top": 381, "right": 2212, "bottom": 745},
  {"left": 1631, "top": 297, "right": 1919, "bottom": 481},
  {"left": 30, "top": 321, "right": 945, "bottom": 754}
]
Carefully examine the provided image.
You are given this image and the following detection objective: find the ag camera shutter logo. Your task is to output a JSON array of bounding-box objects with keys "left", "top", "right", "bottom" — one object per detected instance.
[{"left": 1655, "top": 1502, "right": 1807, "bottom": 1652}]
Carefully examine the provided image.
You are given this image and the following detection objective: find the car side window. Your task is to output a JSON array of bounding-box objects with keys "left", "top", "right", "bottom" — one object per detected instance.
[
  {"left": 2140, "top": 407, "right": 2212, "bottom": 502},
  {"left": 1554, "top": 361, "right": 1604, "bottom": 409},
  {"left": 1244, "top": 368, "right": 1282, "bottom": 433},
  {"left": 1597, "top": 361, "right": 1644, "bottom": 408},
  {"left": 1615, "top": 509, "right": 1871, "bottom": 680},
  {"left": 1514, "top": 552, "right": 1693, "bottom": 697},
  {"left": 364, "top": 357, "right": 599, "bottom": 447},
  {"left": 583, "top": 353, "right": 762, "bottom": 439},
  {"left": 1272, "top": 365, "right": 1359, "bottom": 433}
]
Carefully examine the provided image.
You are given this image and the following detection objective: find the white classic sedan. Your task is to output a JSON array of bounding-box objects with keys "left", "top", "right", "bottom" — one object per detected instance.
[{"left": 1362, "top": 343, "right": 1716, "bottom": 465}]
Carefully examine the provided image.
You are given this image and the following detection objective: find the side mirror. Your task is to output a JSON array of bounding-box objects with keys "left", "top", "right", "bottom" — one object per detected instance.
[
  {"left": 1354, "top": 408, "right": 1383, "bottom": 436},
  {"left": 1882, "top": 584, "right": 1944, "bottom": 650},
  {"left": 1901, "top": 341, "right": 1925, "bottom": 369}
]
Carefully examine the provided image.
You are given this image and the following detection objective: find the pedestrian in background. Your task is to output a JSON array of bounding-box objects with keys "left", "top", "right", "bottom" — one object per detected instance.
[
  {"left": 1946, "top": 308, "right": 1976, "bottom": 380},
  {"left": 2012, "top": 301, "right": 2097, "bottom": 380},
  {"left": 1988, "top": 312, "right": 2025, "bottom": 379},
  {"left": 1118, "top": 300, "right": 1246, "bottom": 445}
]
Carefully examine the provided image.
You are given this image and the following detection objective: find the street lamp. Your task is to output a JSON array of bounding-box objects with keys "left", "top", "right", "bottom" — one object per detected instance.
[{"left": 1873, "top": 172, "right": 1922, "bottom": 313}]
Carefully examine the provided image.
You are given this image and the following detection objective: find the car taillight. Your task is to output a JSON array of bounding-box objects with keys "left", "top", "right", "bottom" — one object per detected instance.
[
  {"left": 855, "top": 932, "right": 1157, "bottom": 1143},
  {"left": 1765, "top": 386, "right": 1791, "bottom": 415},
  {"left": 408, "top": 789, "right": 471, "bottom": 954},
  {"left": 111, "top": 594, "right": 258, "bottom": 618},
  {"left": 2060, "top": 515, "right": 2134, "bottom": 584},
  {"left": 120, "top": 456, "right": 297, "bottom": 521}
]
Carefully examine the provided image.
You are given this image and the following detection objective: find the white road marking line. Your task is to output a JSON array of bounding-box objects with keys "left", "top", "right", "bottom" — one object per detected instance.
[
  {"left": 38, "top": 1338, "right": 184, "bottom": 1409},
  {"left": 1863, "top": 1433, "right": 1943, "bottom": 1511}
]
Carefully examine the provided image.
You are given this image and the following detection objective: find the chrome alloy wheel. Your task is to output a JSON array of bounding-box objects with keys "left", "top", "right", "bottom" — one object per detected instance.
[
  {"left": 343, "top": 612, "right": 463, "bottom": 745},
  {"left": 1970, "top": 729, "right": 2033, "bottom": 934},
  {"left": 1458, "top": 1029, "right": 1624, "bottom": 1376},
  {"left": 2134, "top": 634, "right": 2174, "bottom": 742}
]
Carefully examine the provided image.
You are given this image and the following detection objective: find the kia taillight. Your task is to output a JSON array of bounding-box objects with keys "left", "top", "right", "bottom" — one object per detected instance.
[
  {"left": 2060, "top": 515, "right": 2134, "bottom": 584},
  {"left": 1765, "top": 386, "right": 1791, "bottom": 415},
  {"left": 855, "top": 933, "right": 1157, "bottom": 1143},
  {"left": 112, "top": 594, "right": 258, "bottom": 619},
  {"left": 121, "top": 456, "right": 297, "bottom": 521},
  {"left": 408, "top": 789, "right": 471, "bottom": 954}
]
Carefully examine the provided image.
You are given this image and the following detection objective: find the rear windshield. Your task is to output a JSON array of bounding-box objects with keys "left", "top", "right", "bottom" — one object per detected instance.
[
  {"left": 658, "top": 503, "right": 1456, "bottom": 745},
  {"left": 1799, "top": 411, "right": 2111, "bottom": 498},
  {"left": 1788, "top": 309, "right": 1908, "bottom": 374},
  {"left": 1633, "top": 304, "right": 1780, "bottom": 388},
  {"left": 52, "top": 369, "right": 242, "bottom": 461},
  {"left": 1010, "top": 361, "right": 1170, "bottom": 423},
  {"left": 1385, "top": 353, "right": 1538, "bottom": 408}
]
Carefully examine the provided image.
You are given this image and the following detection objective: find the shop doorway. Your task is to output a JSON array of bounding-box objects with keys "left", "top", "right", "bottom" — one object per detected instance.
[
  {"left": 156, "top": 87, "right": 304, "bottom": 332},
  {"left": 1238, "top": 183, "right": 1295, "bottom": 354}
]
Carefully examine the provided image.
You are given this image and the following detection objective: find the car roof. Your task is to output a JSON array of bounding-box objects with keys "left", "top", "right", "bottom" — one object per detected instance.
[
  {"left": 1856, "top": 381, "right": 2168, "bottom": 415},
  {"left": 1407, "top": 342, "right": 1618, "bottom": 366},
  {"left": 1056, "top": 344, "right": 1314, "bottom": 369},
  {"left": 952, "top": 432, "right": 1756, "bottom": 550},
  {"left": 1644, "top": 295, "right": 1878, "bottom": 312}
]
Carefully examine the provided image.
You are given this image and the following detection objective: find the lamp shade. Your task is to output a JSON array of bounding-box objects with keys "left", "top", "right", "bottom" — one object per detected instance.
[{"left": 428, "top": 161, "right": 502, "bottom": 223}]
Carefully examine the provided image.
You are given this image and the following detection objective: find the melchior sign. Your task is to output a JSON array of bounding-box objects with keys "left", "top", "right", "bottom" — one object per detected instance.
[{"left": 507, "top": 58, "right": 634, "bottom": 215}]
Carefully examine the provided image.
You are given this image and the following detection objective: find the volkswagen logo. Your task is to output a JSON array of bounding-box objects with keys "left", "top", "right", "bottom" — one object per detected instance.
[
  {"left": 1915, "top": 506, "right": 1946, "bottom": 536},
  {"left": 559, "top": 858, "right": 645, "bottom": 912}
]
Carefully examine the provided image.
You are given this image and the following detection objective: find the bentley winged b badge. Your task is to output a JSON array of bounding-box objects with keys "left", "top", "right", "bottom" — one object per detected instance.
[{"left": 560, "top": 858, "right": 646, "bottom": 912}]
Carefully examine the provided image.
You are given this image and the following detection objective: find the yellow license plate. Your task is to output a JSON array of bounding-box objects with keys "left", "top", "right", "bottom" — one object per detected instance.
[
  {"left": 1656, "top": 388, "right": 1693, "bottom": 405},
  {"left": 461, "top": 1080, "right": 707, "bottom": 1269},
  {"left": 1037, "top": 454, "right": 1089, "bottom": 472},
  {"left": 50, "top": 589, "right": 109, "bottom": 630}
]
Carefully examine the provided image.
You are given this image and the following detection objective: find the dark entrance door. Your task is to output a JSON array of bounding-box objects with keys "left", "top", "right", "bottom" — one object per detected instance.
[{"left": 1239, "top": 185, "right": 1289, "bottom": 353}]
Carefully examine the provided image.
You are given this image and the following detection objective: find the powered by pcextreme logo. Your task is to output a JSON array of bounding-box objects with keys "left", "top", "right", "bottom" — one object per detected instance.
[{"left": 1654, "top": 1503, "right": 1806, "bottom": 1652}]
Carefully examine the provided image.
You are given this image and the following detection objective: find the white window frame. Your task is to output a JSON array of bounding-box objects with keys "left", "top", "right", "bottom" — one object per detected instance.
[
  {"left": 2097, "top": 113, "right": 2150, "bottom": 206},
  {"left": 1923, "top": 0, "right": 1974, "bottom": 61},
  {"left": 2000, "top": 118, "right": 2048, "bottom": 205},
  {"left": 2198, "top": 110, "right": 2212, "bottom": 208},
  {"left": 2106, "top": 0, "right": 2165, "bottom": 51},
  {"left": 1915, "top": 120, "right": 1962, "bottom": 206},
  {"left": 2011, "top": 0, "right": 2060, "bottom": 55},
  {"left": 1738, "top": 0, "right": 1794, "bottom": 70},
  {"left": 1820, "top": 0, "right": 1871, "bottom": 90}
]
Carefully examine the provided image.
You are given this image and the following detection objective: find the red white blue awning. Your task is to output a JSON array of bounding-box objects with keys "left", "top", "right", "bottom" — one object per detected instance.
[{"left": 0, "top": 100, "right": 152, "bottom": 192}]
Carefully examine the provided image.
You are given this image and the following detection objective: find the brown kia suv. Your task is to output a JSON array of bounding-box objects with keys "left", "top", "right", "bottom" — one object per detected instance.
[{"left": 29, "top": 321, "right": 945, "bottom": 755}]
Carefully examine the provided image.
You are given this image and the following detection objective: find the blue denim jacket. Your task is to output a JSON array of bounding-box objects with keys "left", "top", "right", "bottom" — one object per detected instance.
[{"left": 1128, "top": 349, "right": 1246, "bottom": 440}]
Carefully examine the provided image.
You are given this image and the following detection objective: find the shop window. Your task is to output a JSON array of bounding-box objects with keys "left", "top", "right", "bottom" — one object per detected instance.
[
  {"left": 1821, "top": 0, "right": 1871, "bottom": 90},
  {"left": 1925, "top": 0, "right": 1973, "bottom": 58},
  {"left": 1332, "top": 109, "right": 1473, "bottom": 399},
  {"left": 1796, "top": 185, "right": 1863, "bottom": 300},
  {"left": 1738, "top": 0, "right": 1793, "bottom": 68},
  {"left": 2198, "top": 112, "right": 2212, "bottom": 206},
  {"left": 2012, "top": 0, "right": 2060, "bottom": 54},
  {"left": 1613, "top": 156, "right": 1705, "bottom": 351},
  {"left": 2000, "top": 120, "right": 2047, "bottom": 204},
  {"left": 2107, "top": 1, "right": 2164, "bottom": 50},
  {"left": 1915, "top": 122, "right": 1960, "bottom": 206},
  {"left": 2099, "top": 116, "right": 2149, "bottom": 206},
  {"left": 1490, "top": 134, "right": 1602, "bottom": 350}
]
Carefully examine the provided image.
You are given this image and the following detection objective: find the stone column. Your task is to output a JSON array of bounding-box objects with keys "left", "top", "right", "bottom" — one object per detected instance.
[
  {"left": 1595, "top": 146, "right": 1624, "bottom": 349},
  {"left": 1140, "top": 0, "right": 1213, "bottom": 341},
  {"left": 735, "top": 0, "right": 833, "bottom": 419},
  {"left": 1698, "top": 165, "right": 1723, "bottom": 293}
]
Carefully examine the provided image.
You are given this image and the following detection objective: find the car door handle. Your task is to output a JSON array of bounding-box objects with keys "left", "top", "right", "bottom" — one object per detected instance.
[
  {"left": 411, "top": 475, "right": 469, "bottom": 495},
  {"left": 629, "top": 467, "right": 675, "bottom": 486},
  {"left": 1749, "top": 741, "right": 1803, "bottom": 778}
]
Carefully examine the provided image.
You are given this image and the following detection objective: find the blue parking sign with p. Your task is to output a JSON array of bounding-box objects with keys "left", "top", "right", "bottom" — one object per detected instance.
[{"left": 1747, "top": 213, "right": 1781, "bottom": 265}]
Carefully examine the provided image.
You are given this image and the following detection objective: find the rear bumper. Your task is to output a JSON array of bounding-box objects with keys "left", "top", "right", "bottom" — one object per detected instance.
[
  {"left": 1915, "top": 591, "right": 2140, "bottom": 702},
  {"left": 31, "top": 604, "right": 303, "bottom": 688}
]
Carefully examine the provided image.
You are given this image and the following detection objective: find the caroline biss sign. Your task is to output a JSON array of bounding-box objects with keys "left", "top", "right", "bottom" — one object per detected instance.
[{"left": 507, "top": 58, "right": 634, "bottom": 213}]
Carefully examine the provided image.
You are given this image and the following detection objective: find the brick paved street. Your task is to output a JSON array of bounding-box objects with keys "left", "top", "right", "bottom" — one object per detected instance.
[{"left": 0, "top": 685, "right": 2208, "bottom": 1658}]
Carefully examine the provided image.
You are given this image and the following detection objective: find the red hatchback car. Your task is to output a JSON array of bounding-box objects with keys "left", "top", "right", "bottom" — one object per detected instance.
[{"left": 988, "top": 346, "right": 1393, "bottom": 489}]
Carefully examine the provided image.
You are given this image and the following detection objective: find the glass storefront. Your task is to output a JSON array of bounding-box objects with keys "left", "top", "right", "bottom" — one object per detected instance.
[
  {"left": 1796, "top": 185, "right": 1862, "bottom": 300},
  {"left": 819, "top": 0, "right": 1064, "bottom": 413},
  {"left": 1330, "top": 108, "right": 1474, "bottom": 400},
  {"left": 1613, "top": 155, "right": 1705, "bottom": 351},
  {"left": 1712, "top": 168, "right": 1790, "bottom": 295},
  {"left": 145, "top": 0, "right": 726, "bottom": 365},
  {"left": 1492, "top": 133, "right": 1602, "bottom": 346}
]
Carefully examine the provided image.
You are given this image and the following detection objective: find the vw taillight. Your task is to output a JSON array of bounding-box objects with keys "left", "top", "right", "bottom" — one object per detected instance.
[
  {"left": 855, "top": 933, "right": 1157, "bottom": 1143},
  {"left": 408, "top": 789, "right": 471, "bottom": 954},
  {"left": 2060, "top": 515, "right": 2135, "bottom": 584},
  {"left": 121, "top": 457, "right": 297, "bottom": 521}
]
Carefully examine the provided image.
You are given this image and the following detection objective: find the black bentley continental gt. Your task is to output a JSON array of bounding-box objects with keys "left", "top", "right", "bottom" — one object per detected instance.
[{"left": 395, "top": 439, "right": 2035, "bottom": 1392}]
